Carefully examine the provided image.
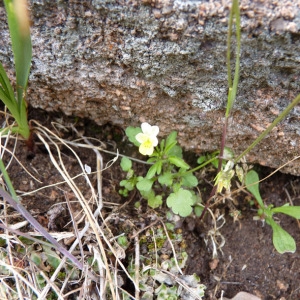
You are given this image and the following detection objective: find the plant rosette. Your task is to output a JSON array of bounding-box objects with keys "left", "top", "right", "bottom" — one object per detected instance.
[{"left": 120, "top": 123, "right": 202, "bottom": 217}]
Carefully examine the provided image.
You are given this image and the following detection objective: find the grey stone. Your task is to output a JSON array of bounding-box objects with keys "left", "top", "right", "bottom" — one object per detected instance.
[
  {"left": 220, "top": 291, "right": 261, "bottom": 300},
  {"left": 0, "top": 0, "right": 300, "bottom": 174}
]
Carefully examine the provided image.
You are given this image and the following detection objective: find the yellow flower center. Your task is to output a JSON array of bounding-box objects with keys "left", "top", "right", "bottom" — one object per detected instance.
[{"left": 143, "top": 138, "right": 153, "bottom": 149}]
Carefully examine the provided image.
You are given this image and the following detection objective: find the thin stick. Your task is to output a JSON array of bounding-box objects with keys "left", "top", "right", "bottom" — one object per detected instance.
[
  {"left": 235, "top": 94, "right": 300, "bottom": 163},
  {"left": 71, "top": 125, "right": 104, "bottom": 209},
  {"left": 134, "top": 234, "right": 140, "bottom": 300},
  {"left": 160, "top": 220, "right": 183, "bottom": 275}
]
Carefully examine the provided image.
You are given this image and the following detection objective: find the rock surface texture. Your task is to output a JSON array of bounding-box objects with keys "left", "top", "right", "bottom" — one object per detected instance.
[{"left": 0, "top": 0, "right": 300, "bottom": 174}]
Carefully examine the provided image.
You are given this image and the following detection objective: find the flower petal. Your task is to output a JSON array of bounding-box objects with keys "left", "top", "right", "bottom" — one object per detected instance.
[
  {"left": 139, "top": 143, "right": 154, "bottom": 156},
  {"left": 150, "top": 136, "right": 158, "bottom": 146},
  {"left": 136, "top": 133, "right": 147, "bottom": 143},
  {"left": 150, "top": 125, "right": 159, "bottom": 136},
  {"left": 136, "top": 123, "right": 159, "bottom": 155},
  {"left": 141, "top": 122, "right": 152, "bottom": 135}
]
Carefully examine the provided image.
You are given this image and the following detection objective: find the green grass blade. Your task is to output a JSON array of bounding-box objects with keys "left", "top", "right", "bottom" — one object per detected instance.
[
  {"left": 0, "top": 158, "right": 18, "bottom": 201},
  {"left": 4, "top": 0, "right": 32, "bottom": 108},
  {"left": 226, "top": 2, "right": 234, "bottom": 89},
  {"left": 0, "top": 66, "right": 30, "bottom": 139},
  {"left": 0, "top": 87, "right": 19, "bottom": 119},
  {"left": 0, "top": 62, "right": 16, "bottom": 101},
  {"left": 235, "top": 93, "right": 300, "bottom": 163},
  {"left": 18, "top": 98, "right": 30, "bottom": 139},
  {"left": 226, "top": 0, "right": 241, "bottom": 117}
]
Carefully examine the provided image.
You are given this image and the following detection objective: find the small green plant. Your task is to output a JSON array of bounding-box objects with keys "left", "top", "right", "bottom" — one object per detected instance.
[
  {"left": 210, "top": 0, "right": 300, "bottom": 254},
  {"left": 120, "top": 123, "right": 204, "bottom": 217},
  {"left": 120, "top": 0, "right": 300, "bottom": 256},
  {"left": 0, "top": 0, "right": 32, "bottom": 140},
  {"left": 245, "top": 170, "right": 300, "bottom": 254},
  {"left": 124, "top": 225, "right": 206, "bottom": 299}
]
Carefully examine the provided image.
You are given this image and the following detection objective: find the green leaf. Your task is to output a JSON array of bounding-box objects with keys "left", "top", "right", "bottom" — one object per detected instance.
[
  {"left": 0, "top": 252, "right": 10, "bottom": 275},
  {"left": 140, "top": 189, "right": 155, "bottom": 200},
  {"left": 168, "top": 156, "right": 190, "bottom": 170},
  {"left": 0, "top": 63, "right": 17, "bottom": 112},
  {"left": 137, "top": 178, "right": 153, "bottom": 192},
  {"left": 245, "top": 170, "right": 264, "bottom": 208},
  {"left": 117, "top": 236, "right": 129, "bottom": 249},
  {"left": 158, "top": 172, "right": 173, "bottom": 187},
  {"left": 167, "top": 189, "right": 193, "bottom": 217},
  {"left": 30, "top": 252, "right": 42, "bottom": 267},
  {"left": 120, "top": 179, "right": 135, "bottom": 191},
  {"left": 0, "top": 0, "right": 32, "bottom": 140},
  {"left": 165, "top": 131, "right": 177, "bottom": 146},
  {"left": 146, "top": 163, "right": 158, "bottom": 179},
  {"left": 0, "top": 238, "right": 6, "bottom": 247},
  {"left": 4, "top": 0, "right": 32, "bottom": 106},
  {"left": 211, "top": 158, "right": 219, "bottom": 169},
  {"left": 147, "top": 157, "right": 158, "bottom": 163},
  {"left": 43, "top": 246, "right": 61, "bottom": 269},
  {"left": 159, "top": 139, "right": 165, "bottom": 152},
  {"left": 156, "top": 160, "right": 162, "bottom": 175},
  {"left": 197, "top": 156, "right": 206, "bottom": 165},
  {"left": 120, "top": 157, "right": 132, "bottom": 172},
  {"left": 164, "top": 131, "right": 178, "bottom": 153},
  {"left": 168, "top": 145, "right": 183, "bottom": 158},
  {"left": 18, "top": 236, "right": 34, "bottom": 245},
  {"left": 225, "top": 0, "right": 241, "bottom": 117},
  {"left": 268, "top": 218, "right": 296, "bottom": 254},
  {"left": 194, "top": 205, "right": 204, "bottom": 217},
  {"left": 272, "top": 205, "right": 300, "bottom": 219},
  {"left": 148, "top": 195, "right": 162, "bottom": 209},
  {"left": 181, "top": 172, "right": 198, "bottom": 188},
  {"left": 125, "top": 126, "right": 142, "bottom": 146},
  {"left": 190, "top": 191, "right": 200, "bottom": 205}
]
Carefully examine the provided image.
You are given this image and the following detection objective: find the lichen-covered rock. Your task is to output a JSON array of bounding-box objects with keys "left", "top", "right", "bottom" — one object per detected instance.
[{"left": 0, "top": 0, "right": 299, "bottom": 174}]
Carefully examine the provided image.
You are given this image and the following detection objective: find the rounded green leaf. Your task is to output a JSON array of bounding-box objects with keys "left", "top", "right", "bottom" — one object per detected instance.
[
  {"left": 148, "top": 195, "right": 162, "bottom": 209},
  {"left": 182, "top": 173, "right": 198, "bottom": 187},
  {"left": 167, "top": 189, "right": 193, "bottom": 217},
  {"left": 120, "top": 157, "right": 132, "bottom": 171},
  {"left": 125, "top": 126, "right": 142, "bottom": 146},
  {"left": 197, "top": 156, "right": 206, "bottom": 164},
  {"left": 158, "top": 172, "right": 173, "bottom": 187},
  {"left": 137, "top": 178, "right": 153, "bottom": 192}
]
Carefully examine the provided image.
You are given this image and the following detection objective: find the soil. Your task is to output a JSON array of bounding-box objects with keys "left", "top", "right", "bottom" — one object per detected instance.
[{"left": 1, "top": 107, "right": 300, "bottom": 299}]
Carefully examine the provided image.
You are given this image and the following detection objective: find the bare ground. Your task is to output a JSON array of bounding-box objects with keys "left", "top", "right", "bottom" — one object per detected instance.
[{"left": 0, "top": 107, "right": 299, "bottom": 299}]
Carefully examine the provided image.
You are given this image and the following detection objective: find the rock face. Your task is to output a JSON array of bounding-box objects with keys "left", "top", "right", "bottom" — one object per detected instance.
[{"left": 0, "top": 0, "right": 300, "bottom": 174}]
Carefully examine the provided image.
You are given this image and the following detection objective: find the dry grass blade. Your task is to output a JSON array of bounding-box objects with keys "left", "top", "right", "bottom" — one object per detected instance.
[
  {"left": 0, "top": 132, "right": 42, "bottom": 185},
  {"left": 134, "top": 234, "right": 140, "bottom": 300},
  {"left": 31, "top": 121, "right": 139, "bottom": 299}
]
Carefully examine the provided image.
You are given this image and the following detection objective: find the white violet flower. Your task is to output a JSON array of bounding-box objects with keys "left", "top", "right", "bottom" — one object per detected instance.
[{"left": 135, "top": 122, "right": 159, "bottom": 156}]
